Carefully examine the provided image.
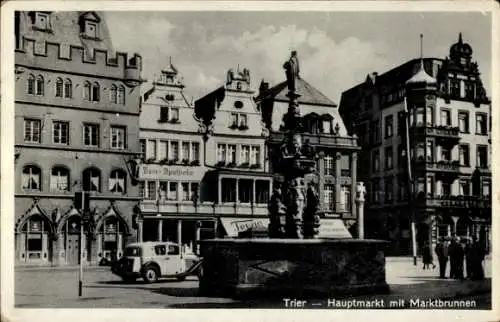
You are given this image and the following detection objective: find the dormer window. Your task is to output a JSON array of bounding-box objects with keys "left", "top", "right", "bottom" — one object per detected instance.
[
  {"left": 85, "top": 21, "right": 98, "bottom": 38},
  {"left": 30, "top": 12, "right": 52, "bottom": 32},
  {"left": 79, "top": 12, "right": 101, "bottom": 40}
]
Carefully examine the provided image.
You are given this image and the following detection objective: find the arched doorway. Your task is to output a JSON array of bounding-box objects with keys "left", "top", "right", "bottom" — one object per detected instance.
[
  {"left": 17, "top": 214, "right": 52, "bottom": 264},
  {"left": 96, "top": 216, "right": 128, "bottom": 262},
  {"left": 62, "top": 215, "right": 82, "bottom": 265}
]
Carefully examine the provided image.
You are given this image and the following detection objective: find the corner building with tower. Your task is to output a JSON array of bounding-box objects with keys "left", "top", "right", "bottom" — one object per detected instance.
[
  {"left": 339, "top": 34, "right": 491, "bottom": 255},
  {"left": 14, "top": 11, "right": 144, "bottom": 266}
]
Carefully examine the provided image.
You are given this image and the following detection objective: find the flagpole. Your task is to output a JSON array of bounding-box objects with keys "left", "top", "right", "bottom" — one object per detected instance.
[{"left": 404, "top": 96, "right": 418, "bottom": 266}]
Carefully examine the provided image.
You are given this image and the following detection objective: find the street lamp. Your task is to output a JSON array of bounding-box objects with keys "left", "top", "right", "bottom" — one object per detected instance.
[{"left": 402, "top": 99, "right": 418, "bottom": 266}]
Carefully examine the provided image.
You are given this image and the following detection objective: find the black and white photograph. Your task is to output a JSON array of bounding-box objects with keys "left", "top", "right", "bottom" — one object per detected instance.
[{"left": 1, "top": 1, "right": 498, "bottom": 321}]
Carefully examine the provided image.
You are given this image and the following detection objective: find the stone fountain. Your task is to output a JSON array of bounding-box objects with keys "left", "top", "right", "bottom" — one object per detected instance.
[{"left": 198, "top": 52, "right": 389, "bottom": 298}]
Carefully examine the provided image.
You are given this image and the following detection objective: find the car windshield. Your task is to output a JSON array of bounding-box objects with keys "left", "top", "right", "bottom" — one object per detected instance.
[{"left": 124, "top": 247, "right": 141, "bottom": 257}]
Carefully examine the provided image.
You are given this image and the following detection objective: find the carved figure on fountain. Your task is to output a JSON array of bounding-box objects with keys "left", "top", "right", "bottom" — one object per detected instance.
[
  {"left": 268, "top": 186, "right": 287, "bottom": 238},
  {"left": 303, "top": 182, "right": 321, "bottom": 238}
]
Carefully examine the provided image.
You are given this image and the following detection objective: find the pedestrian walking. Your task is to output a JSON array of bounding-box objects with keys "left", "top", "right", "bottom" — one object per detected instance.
[
  {"left": 435, "top": 237, "right": 449, "bottom": 278},
  {"left": 422, "top": 241, "right": 435, "bottom": 270}
]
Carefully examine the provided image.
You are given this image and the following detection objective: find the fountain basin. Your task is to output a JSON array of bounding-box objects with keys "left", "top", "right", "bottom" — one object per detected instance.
[{"left": 198, "top": 238, "right": 390, "bottom": 298}]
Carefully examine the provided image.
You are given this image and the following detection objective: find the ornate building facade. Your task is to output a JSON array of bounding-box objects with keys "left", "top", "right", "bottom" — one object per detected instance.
[
  {"left": 339, "top": 34, "right": 491, "bottom": 255},
  {"left": 194, "top": 67, "right": 273, "bottom": 238},
  {"left": 137, "top": 59, "right": 215, "bottom": 252},
  {"left": 14, "top": 11, "right": 144, "bottom": 266}
]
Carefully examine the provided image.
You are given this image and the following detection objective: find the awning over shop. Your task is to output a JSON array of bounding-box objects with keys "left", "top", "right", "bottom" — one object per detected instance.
[
  {"left": 219, "top": 217, "right": 352, "bottom": 239},
  {"left": 220, "top": 217, "right": 269, "bottom": 237},
  {"left": 318, "top": 218, "right": 352, "bottom": 239}
]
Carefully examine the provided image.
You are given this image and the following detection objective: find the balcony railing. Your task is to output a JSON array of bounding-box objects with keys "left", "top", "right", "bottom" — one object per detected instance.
[
  {"left": 268, "top": 132, "right": 359, "bottom": 149},
  {"left": 139, "top": 200, "right": 269, "bottom": 216},
  {"left": 411, "top": 125, "right": 460, "bottom": 140},
  {"left": 418, "top": 196, "right": 491, "bottom": 209},
  {"left": 414, "top": 159, "right": 461, "bottom": 174}
]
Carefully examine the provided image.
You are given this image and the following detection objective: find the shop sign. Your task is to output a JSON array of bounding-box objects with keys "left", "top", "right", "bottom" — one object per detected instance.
[
  {"left": 138, "top": 165, "right": 198, "bottom": 180},
  {"left": 220, "top": 218, "right": 269, "bottom": 237},
  {"left": 317, "top": 219, "right": 352, "bottom": 239}
]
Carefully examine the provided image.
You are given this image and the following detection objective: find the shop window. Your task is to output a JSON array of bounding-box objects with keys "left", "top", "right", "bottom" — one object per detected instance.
[
  {"left": 22, "top": 165, "right": 41, "bottom": 191},
  {"left": 50, "top": 166, "right": 69, "bottom": 192},
  {"left": 109, "top": 169, "right": 126, "bottom": 194},
  {"left": 255, "top": 180, "right": 270, "bottom": 204},
  {"left": 238, "top": 179, "right": 253, "bottom": 203},
  {"left": 21, "top": 215, "right": 49, "bottom": 260},
  {"left": 221, "top": 178, "right": 236, "bottom": 202}
]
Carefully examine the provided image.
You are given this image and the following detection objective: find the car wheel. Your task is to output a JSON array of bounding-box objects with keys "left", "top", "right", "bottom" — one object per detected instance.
[{"left": 142, "top": 266, "right": 159, "bottom": 283}]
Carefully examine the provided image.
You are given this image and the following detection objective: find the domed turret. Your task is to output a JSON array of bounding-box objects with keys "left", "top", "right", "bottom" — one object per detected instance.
[
  {"left": 449, "top": 33, "right": 473, "bottom": 67},
  {"left": 406, "top": 62, "right": 437, "bottom": 87}
]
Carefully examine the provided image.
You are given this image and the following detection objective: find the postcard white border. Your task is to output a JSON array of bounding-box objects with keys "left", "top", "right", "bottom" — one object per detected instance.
[{"left": 1, "top": 1, "right": 498, "bottom": 322}]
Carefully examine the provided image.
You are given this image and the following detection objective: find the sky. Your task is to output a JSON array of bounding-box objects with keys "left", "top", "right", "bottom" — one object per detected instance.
[{"left": 104, "top": 11, "right": 492, "bottom": 104}]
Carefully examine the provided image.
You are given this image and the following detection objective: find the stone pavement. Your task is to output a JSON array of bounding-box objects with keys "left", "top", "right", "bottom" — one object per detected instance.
[{"left": 12, "top": 257, "right": 492, "bottom": 309}]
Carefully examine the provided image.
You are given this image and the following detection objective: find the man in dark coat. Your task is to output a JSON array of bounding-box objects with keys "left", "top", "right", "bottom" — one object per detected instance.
[
  {"left": 471, "top": 236, "right": 485, "bottom": 280},
  {"left": 435, "top": 237, "right": 449, "bottom": 278},
  {"left": 464, "top": 237, "right": 474, "bottom": 279},
  {"left": 452, "top": 237, "right": 465, "bottom": 280}
]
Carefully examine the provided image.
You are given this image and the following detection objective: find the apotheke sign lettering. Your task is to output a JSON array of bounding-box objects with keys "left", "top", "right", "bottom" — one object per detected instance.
[{"left": 139, "top": 165, "right": 196, "bottom": 179}]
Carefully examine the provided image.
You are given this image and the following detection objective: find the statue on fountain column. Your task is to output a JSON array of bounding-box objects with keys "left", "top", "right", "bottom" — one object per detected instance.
[
  {"left": 285, "top": 178, "right": 306, "bottom": 238},
  {"left": 283, "top": 51, "right": 300, "bottom": 92},
  {"left": 303, "top": 182, "right": 321, "bottom": 238}
]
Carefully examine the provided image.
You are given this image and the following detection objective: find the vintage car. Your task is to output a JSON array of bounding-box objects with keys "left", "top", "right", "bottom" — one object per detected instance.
[{"left": 111, "top": 241, "right": 203, "bottom": 283}]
